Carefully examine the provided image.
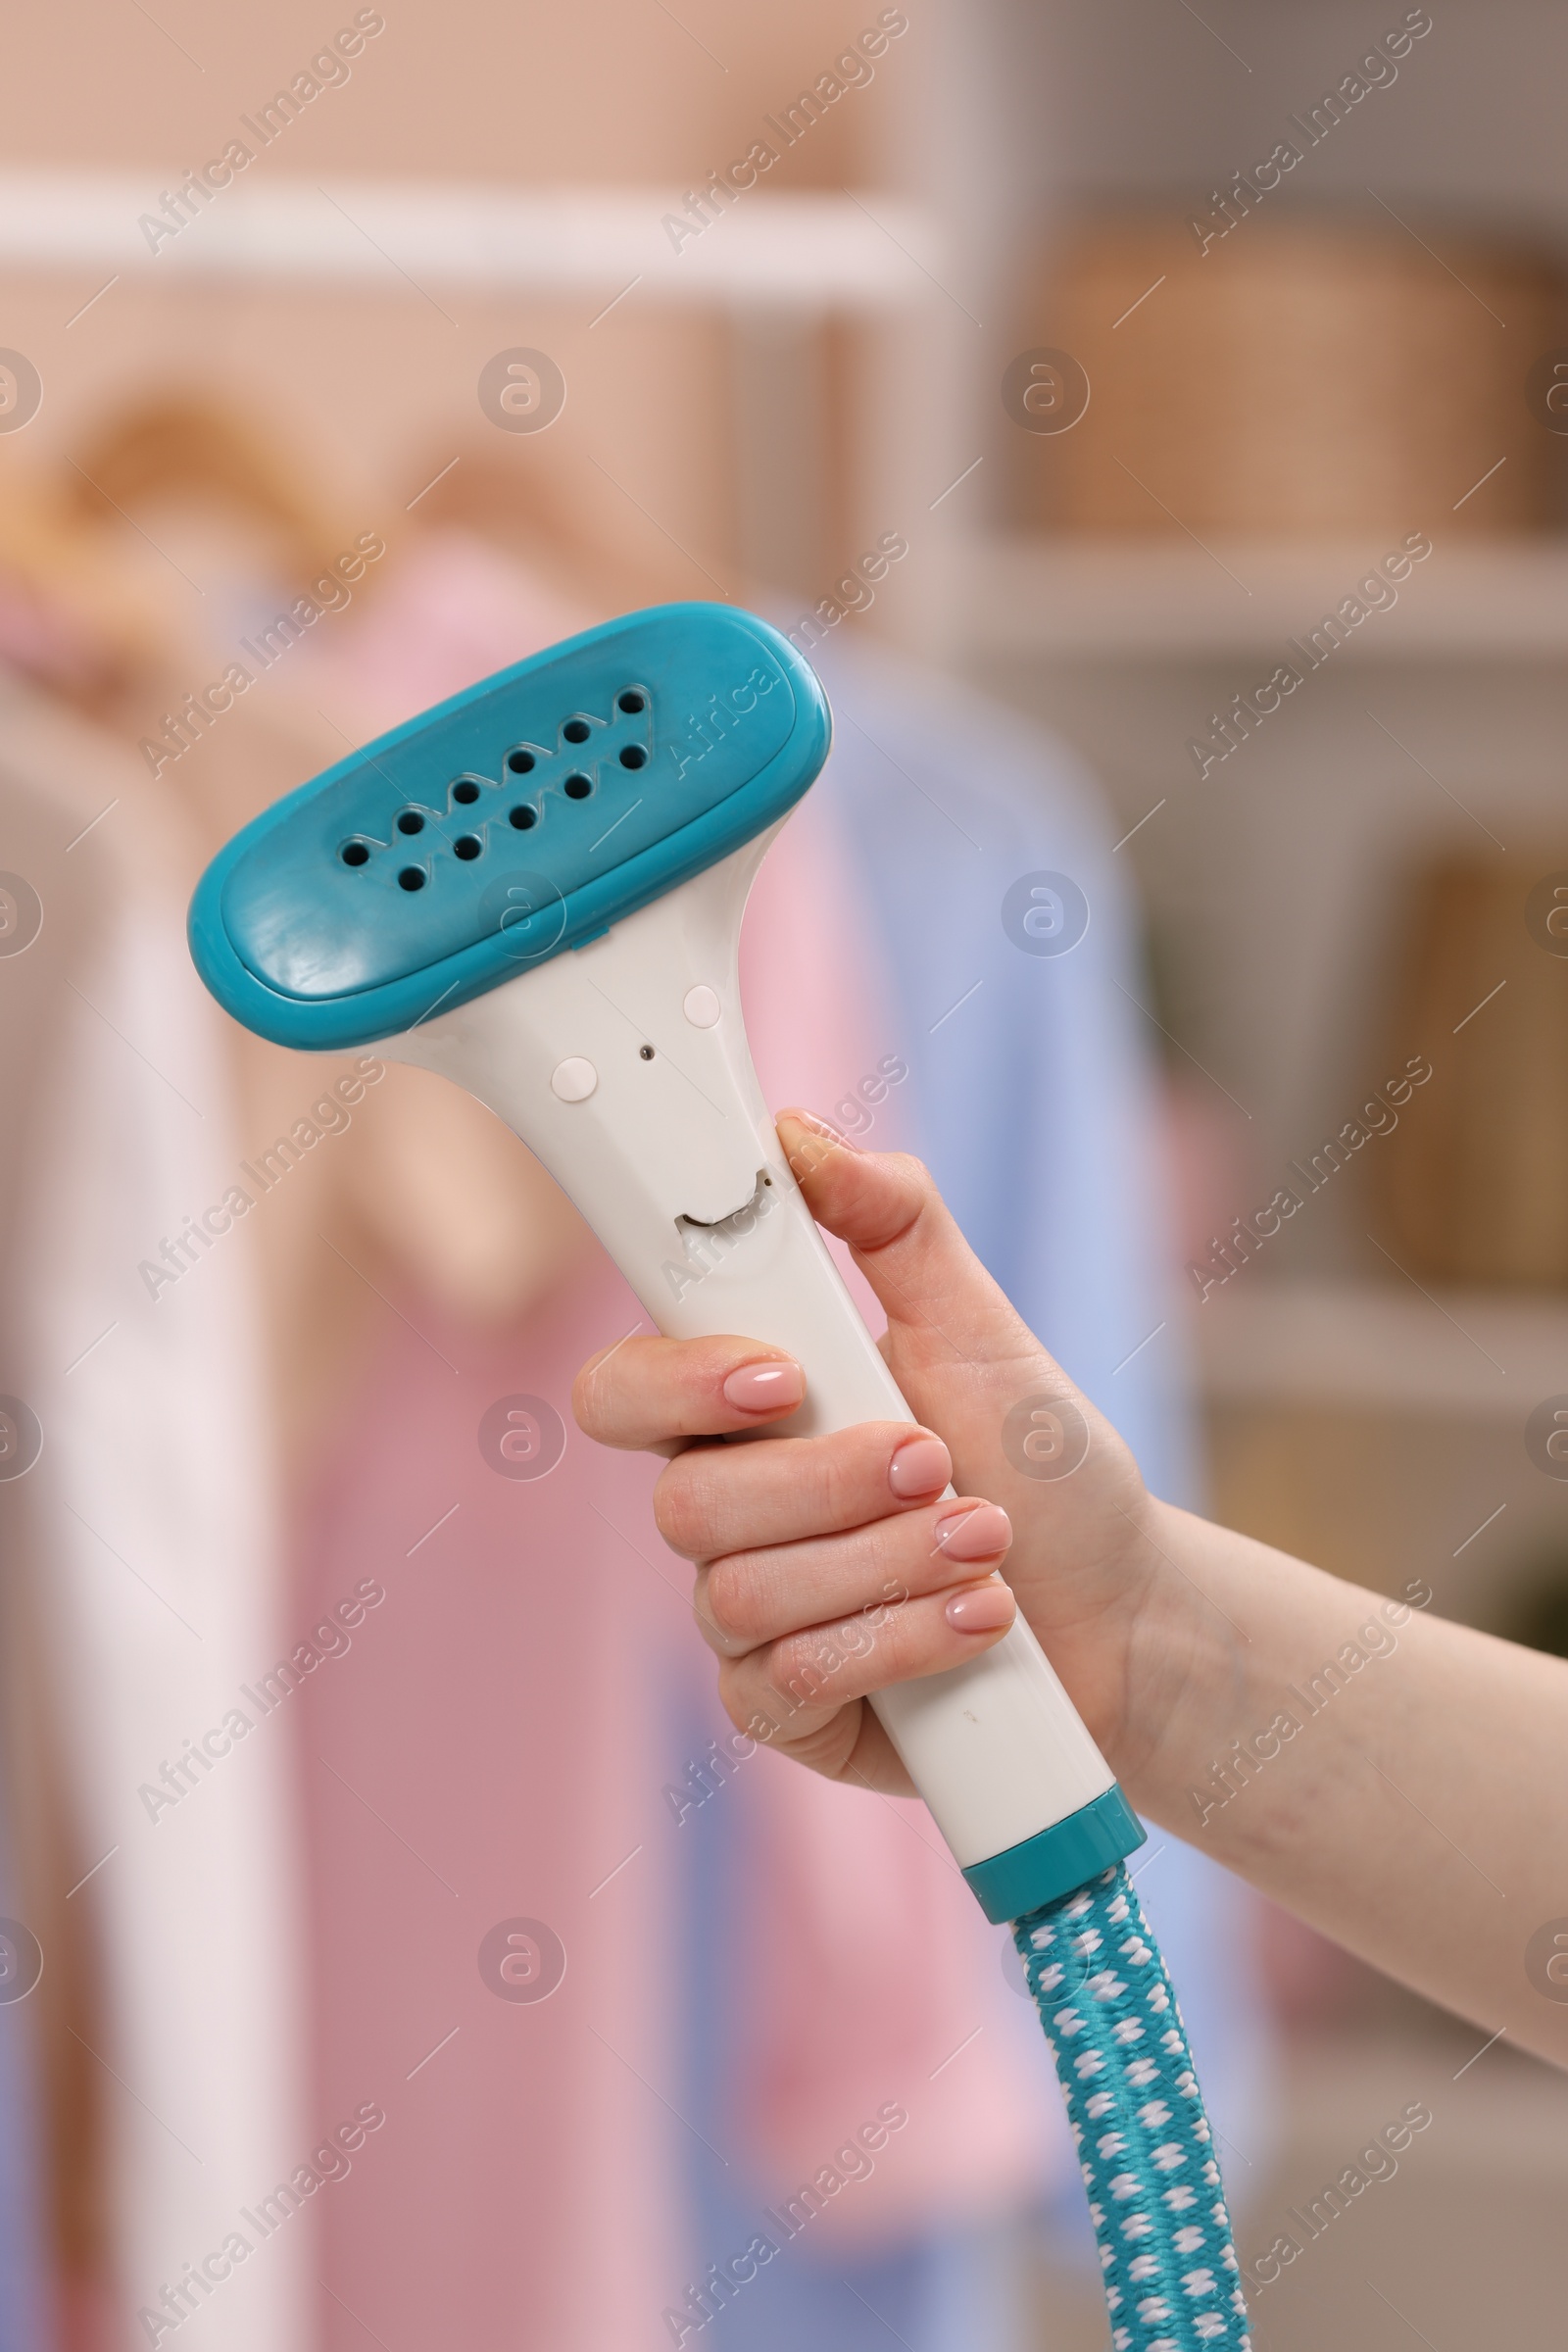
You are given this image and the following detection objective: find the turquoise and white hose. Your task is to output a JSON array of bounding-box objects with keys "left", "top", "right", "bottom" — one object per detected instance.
[{"left": 1013, "top": 1866, "right": 1251, "bottom": 2352}]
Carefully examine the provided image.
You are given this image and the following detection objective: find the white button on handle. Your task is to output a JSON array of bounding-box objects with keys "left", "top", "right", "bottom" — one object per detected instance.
[
  {"left": 550, "top": 1056, "right": 598, "bottom": 1102},
  {"left": 683, "top": 984, "right": 721, "bottom": 1028}
]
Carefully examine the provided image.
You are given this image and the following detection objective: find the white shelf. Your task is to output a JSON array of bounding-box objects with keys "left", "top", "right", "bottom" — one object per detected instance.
[
  {"left": 0, "top": 172, "right": 939, "bottom": 312},
  {"left": 1198, "top": 1277, "right": 1568, "bottom": 1418},
  {"left": 957, "top": 535, "right": 1568, "bottom": 661}
]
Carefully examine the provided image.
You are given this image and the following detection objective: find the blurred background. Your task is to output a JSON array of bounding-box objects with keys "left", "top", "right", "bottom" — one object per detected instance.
[{"left": 1, "top": 1, "right": 1567, "bottom": 2347}]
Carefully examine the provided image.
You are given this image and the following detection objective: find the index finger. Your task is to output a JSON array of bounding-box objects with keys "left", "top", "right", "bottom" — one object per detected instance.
[
  {"left": 775, "top": 1110, "right": 1036, "bottom": 1378},
  {"left": 572, "top": 1333, "right": 806, "bottom": 1452}
]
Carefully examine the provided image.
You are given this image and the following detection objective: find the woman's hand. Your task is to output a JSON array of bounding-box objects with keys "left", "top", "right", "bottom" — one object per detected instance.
[
  {"left": 580, "top": 1109, "right": 1568, "bottom": 2062},
  {"left": 573, "top": 1110, "right": 1192, "bottom": 1800}
]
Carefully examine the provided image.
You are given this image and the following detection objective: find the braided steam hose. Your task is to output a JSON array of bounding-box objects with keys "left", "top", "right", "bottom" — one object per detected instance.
[{"left": 1012, "top": 1865, "right": 1252, "bottom": 2352}]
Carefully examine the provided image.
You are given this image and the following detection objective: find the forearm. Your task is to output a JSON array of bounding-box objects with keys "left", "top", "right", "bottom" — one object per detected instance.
[{"left": 1119, "top": 1500, "right": 1568, "bottom": 2064}]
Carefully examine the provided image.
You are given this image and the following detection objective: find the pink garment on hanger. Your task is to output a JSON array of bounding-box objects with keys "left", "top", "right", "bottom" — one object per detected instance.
[
  {"left": 290, "top": 528, "right": 597, "bottom": 731},
  {"left": 296, "top": 1264, "right": 683, "bottom": 2351},
  {"left": 297, "top": 539, "right": 1060, "bottom": 2348}
]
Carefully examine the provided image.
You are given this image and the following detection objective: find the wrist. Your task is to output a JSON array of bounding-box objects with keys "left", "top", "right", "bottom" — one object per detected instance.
[{"left": 1106, "top": 1496, "right": 1255, "bottom": 1821}]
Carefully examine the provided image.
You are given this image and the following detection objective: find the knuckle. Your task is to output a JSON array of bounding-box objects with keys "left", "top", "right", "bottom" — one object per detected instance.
[
  {"left": 877, "top": 1600, "right": 925, "bottom": 1674},
  {"left": 760, "top": 1637, "right": 806, "bottom": 1710},
  {"left": 815, "top": 1447, "right": 860, "bottom": 1529},
  {"left": 861, "top": 1570, "right": 911, "bottom": 1626},
  {"left": 856, "top": 1588, "right": 913, "bottom": 1668},
  {"left": 767, "top": 1624, "right": 846, "bottom": 1710},
  {"left": 651, "top": 1455, "right": 721, "bottom": 1556},
  {"left": 886, "top": 1148, "right": 934, "bottom": 1191},
  {"left": 702, "top": 1554, "right": 760, "bottom": 1644},
  {"left": 569, "top": 1360, "right": 608, "bottom": 1439},
  {"left": 814, "top": 1426, "right": 893, "bottom": 1524},
  {"left": 716, "top": 1667, "right": 782, "bottom": 1747},
  {"left": 834, "top": 1512, "right": 907, "bottom": 1601}
]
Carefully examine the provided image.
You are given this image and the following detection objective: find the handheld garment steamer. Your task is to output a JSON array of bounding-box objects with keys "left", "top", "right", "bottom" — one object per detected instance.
[{"left": 190, "top": 604, "right": 1250, "bottom": 2352}]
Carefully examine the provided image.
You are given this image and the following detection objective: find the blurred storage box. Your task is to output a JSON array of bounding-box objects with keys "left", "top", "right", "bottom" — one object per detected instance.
[
  {"left": 1017, "top": 216, "right": 1568, "bottom": 537},
  {"left": 1376, "top": 851, "right": 1568, "bottom": 1284}
]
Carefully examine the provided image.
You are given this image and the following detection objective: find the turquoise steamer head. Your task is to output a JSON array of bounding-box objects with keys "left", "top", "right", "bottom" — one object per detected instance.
[{"left": 189, "top": 603, "right": 830, "bottom": 1055}]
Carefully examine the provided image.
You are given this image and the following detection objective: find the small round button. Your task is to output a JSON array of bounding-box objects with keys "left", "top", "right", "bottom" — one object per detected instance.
[
  {"left": 551, "top": 1056, "right": 598, "bottom": 1102},
  {"left": 683, "top": 985, "right": 721, "bottom": 1029}
]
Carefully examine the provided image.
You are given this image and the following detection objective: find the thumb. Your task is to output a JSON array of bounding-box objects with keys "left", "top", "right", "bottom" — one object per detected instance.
[{"left": 774, "top": 1108, "right": 1040, "bottom": 1382}]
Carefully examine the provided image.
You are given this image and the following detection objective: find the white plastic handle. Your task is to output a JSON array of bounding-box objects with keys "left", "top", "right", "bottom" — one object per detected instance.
[{"left": 391, "top": 838, "right": 1115, "bottom": 1871}]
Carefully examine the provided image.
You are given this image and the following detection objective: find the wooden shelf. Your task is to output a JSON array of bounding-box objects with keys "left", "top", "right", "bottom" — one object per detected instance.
[
  {"left": 1198, "top": 1277, "right": 1568, "bottom": 1418},
  {"left": 956, "top": 535, "right": 1568, "bottom": 662}
]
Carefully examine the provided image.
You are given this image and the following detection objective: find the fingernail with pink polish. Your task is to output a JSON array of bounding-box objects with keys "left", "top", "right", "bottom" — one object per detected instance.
[
  {"left": 722, "top": 1359, "right": 806, "bottom": 1414},
  {"left": 932, "top": 1502, "right": 1012, "bottom": 1561},
  {"left": 945, "top": 1581, "right": 1015, "bottom": 1634},
  {"left": 805, "top": 1108, "right": 858, "bottom": 1147},
  {"left": 889, "top": 1435, "right": 951, "bottom": 1498}
]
